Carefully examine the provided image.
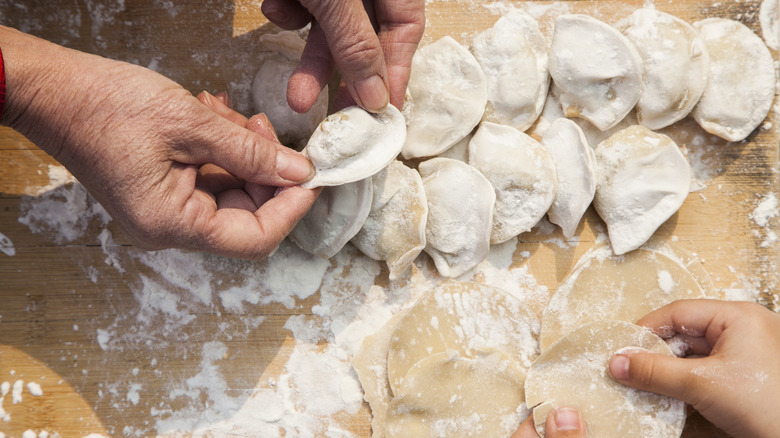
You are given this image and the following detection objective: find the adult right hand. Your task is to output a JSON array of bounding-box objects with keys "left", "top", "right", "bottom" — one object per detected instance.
[
  {"left": 609, "top": 299, "right": 780, "bottom": 438},
  {"left": 260, "top": 0, "right": 425, "bottom": 113}
]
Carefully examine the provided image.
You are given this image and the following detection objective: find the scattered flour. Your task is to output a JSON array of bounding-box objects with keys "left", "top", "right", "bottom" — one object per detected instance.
[
  {"left": 751, "top": 193, "right": 779, "bottom": 248},
  {"left": 12, "top": 380, "right": 23, "bottom": 404},
  {"left": 657, "top": 270, "right": 675, "bottom": 294},
  {"left": 0, "top": 231, "right": 14, "bottom": 257},
  {"left": 27, "top": 382, "right": 43, "bottom": 396}
]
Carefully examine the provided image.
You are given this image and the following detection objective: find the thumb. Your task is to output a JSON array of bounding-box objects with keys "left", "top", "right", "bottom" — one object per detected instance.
[
  {"left": 298, "top": 0, "right": 390, "bottom": 112},
  {"left": 183, "top": 116, "right": 314, "bottom": 186},
  {"left": 609, "top": 349, "right": 699, "bottom": 402}
]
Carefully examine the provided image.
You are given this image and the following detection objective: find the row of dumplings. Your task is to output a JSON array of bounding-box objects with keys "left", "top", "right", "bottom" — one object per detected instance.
[
  {"left": 276, "top": 8, "right": 776, "bottom": 278},
  {"left": 355, "top": 243, "right": 711, "bottom": 437},
  {"left": 292, "top": 101, "right": 692, "bottom": 278}
]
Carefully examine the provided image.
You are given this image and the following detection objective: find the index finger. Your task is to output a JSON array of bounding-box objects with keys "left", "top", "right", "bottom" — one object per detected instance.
[
  {"left": 374, "top": 0, "right": 426, "bottom": 108},
  {"left": 636, "top": 299, "right": 735, "bottom": 347}
]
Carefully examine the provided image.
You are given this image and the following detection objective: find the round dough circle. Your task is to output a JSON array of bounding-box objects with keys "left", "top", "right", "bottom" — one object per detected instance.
[
  {"left": 385, "top": 350, "right": 527, "bottom": 438},
  {"left": 539, "top": 245, "right": 706, "bottom": 350},
  {"left": 387, "top": 280, "right": 540, "bottom": 396},
  {"left": 526, "top": 320, "right": 686, "bottom": 438}
]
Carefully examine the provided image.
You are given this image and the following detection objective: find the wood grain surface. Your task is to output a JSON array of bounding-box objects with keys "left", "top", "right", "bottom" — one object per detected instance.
[{"left": 0, "top": 0, "right": 777, "bottom": 436}]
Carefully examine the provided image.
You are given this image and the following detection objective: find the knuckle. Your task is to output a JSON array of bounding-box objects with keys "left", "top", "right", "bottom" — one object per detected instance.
[
  {"left": 241, "top": 132, "right": 277, "bottom": 175},
  {"left": 337, "top": 37, "right": 383, "bottom": 72},
  {"left": 631, "top": 355, "right": 660, "bottom": 388}
]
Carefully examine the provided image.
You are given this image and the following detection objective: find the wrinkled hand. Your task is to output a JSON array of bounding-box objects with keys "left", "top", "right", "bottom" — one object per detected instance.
[
  {"left": 609, "top": 299, "right": 780, "bottom": 438},
  {"left": 511, "top": 407, "right": 587, "bottom": 438},
  {"left": 260, "top": 0, "right": 425, "bottom": 112},
  {"left": 2, "top": 26, "right": 318, "bottom": 259}
]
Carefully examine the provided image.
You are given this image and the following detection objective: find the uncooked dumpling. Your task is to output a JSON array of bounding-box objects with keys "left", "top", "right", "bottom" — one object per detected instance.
[
  {"left": 251, "top": 31, "right": 328, "bottom": 148},
  {"left": 594, "top": 125, "right": 691, "bottom": 255},
  {"left": 385, "top": 350, "right": 527, "bottom": 438},
  {"left": 301, "top": 105, "right": 406, "bottom": 188},
  {"left": 525, "top": 320, "right": 686, "bottom": 438},
  {"left": 386, "top": 280, "right": 540, "bottom": 395},
  {"left": 539, "top": 244, "right": 706, "bottom": 350},
  {"left": 692, "top": 18, "right": 776, "bottom": 142},
  {"left": 471, "top": 10, "right": 549, "bottom": 131},
  {"left": 468, "top": 122, "right": 557, "bottom": 244},
  {"left": 540, "top": 118, "right": 596, "bottom": 238},
  {"left": 289, "top": 178, "right": 372, "bottom": 259},
  {"left": 549, "top": 14, "right": 643, "bottom": 130},
  {"left": 352, "top": 161, "right": 428, "bottom": 280},
  {"left": 402, "top": 37, "right": 487, "bottom": 159},
  {"left": 620, "top": 8, "right": 708, "bottom": 130},
  {"left": 436, "top": 130, "right": 471, "bottom": 163},
  {"left": 419, "top": 158, "right": 495, "bottom": 278}
]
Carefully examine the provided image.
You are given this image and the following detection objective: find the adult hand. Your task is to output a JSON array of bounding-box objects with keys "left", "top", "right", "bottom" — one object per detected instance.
[
  {"left": 608, "top": 299, "right": 780, "bottom": 438},
  {"left": 260, "top": 0, "right": 425, "bottom": 113},
  {"left": 1, "top": 26, "right": 319, "bottom": 259},
  {"left": 511, "top": 407, "right": 587, "bottom": 438}
]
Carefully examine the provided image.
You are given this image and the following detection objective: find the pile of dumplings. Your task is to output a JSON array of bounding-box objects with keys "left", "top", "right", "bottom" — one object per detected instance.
[
  {"left": 254, "top": 8, "right": 776, "bottom": 279},
  {"left": 354, "top": 242, "right": 713, "bottom": 437}
]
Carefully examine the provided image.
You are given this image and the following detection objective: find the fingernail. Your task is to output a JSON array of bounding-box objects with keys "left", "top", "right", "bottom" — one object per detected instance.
[
  {"left": 354, "top": 75, "right": 389, "bottom": 112},
  {"left": 276, "top": 149, "right": 314, "bottom": 183},
  {"left": 609, "top": 354, "right": 630, "bottom": 380},
  {"left": 262, "top": 6, "right": 287, "bottom": 23},
  {"left": 555, "top": 408, "right": 581, "bottom": 431}
]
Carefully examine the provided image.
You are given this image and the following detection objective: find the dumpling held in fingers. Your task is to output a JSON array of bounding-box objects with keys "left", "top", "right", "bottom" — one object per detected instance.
[{"left": 301, "top": 105, "right": 406, "bottom": 188}]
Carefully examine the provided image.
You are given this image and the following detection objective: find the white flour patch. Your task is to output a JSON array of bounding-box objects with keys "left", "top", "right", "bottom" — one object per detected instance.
[
  {"left": 0, "top": 232, "right": 14, "bottom": 256},
  {"left": 751, "top": 193, "right": 779, "bottom": 248}
]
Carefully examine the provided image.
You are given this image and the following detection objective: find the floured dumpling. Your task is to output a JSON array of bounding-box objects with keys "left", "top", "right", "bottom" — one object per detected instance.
[
  {"left": 692, "top": 18, "right": 776, "bottom": 142},
  {"left": 525, "top": 320, "right": 686, "bottom": 438},
  {"left": 539, "top": 244, "right": 707, "bottom": 350},
  {"left": 352, "top": 161, "right": 428, "bottom": 280},
  {"left": 471, "top": 10, "right": 549, "bottom": 131},
  {"left": 301, "top": 105, "right": 406, "bottom": 188},
  {"left": 436, "top": 130, "right": 471, "bottom": 163},
  {"left": 468, "top": 122, "right": 557, "bottom": 244},
  {"left": 289, "top": 178, "right": 372, "bottom": 259},
  {"left": 419, "top": 158, "right": 495, "bottom": 277},
  {"left": 549, "top": 14, "right": 643, "bottom": 130},
  {"left": 760, "top": 0, "right": 779, "bottom": 50},
  {"left": 620, "top": 8, "right": 708, "bottom": 130},
  {"left": 385, "top": 350, "right": 527, "bottom": 438},
  {"left": 540, "top": 118, "right": 596, "bottom": 238},
  {"left": 251, "top": 31, "right": 328, "bottom": 148},
  {"left": 386, "top": 280, "right": 540, "bottom": 395},
  {"left": 402, "top": 37, "right": 487, "bottom": 159},
  {"left": 594, "top": 125, "right": 691, "bottom": 255}
]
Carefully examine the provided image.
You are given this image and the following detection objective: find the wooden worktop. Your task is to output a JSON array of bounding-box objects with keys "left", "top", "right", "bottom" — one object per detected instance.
[{"left": 0, "top": 0, "right": 777, "bottom": 436}]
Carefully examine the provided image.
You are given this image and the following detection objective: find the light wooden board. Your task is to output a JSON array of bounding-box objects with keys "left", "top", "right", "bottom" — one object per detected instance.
[{"left": 0, "top": 0, "right": 777, "bottom": 436}]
